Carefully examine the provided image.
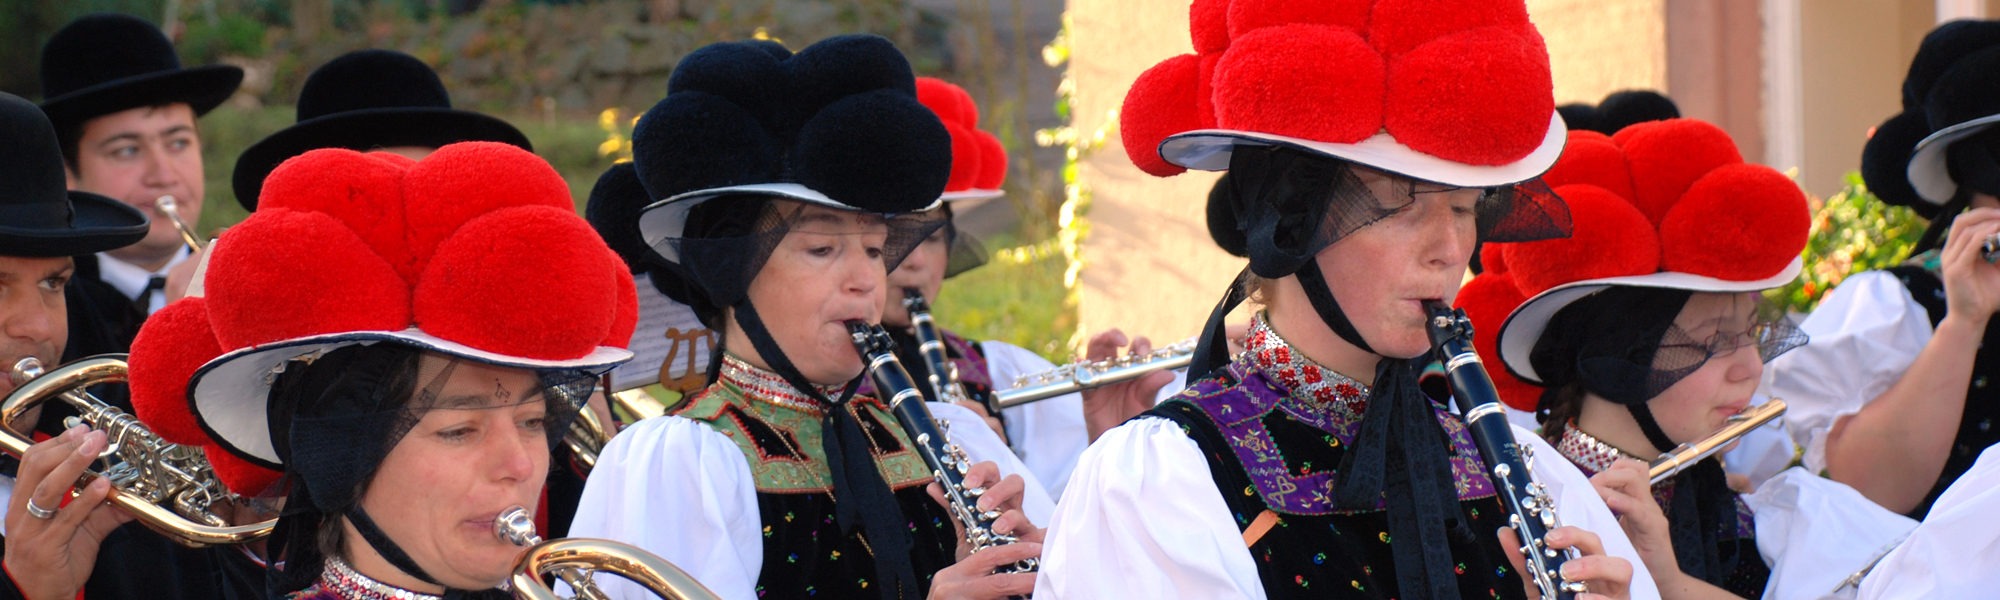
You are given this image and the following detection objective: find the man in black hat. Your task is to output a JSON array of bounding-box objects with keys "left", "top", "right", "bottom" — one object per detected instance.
[
  {"left": 1770, "top": 19, "right": 2000, "bottom": 520},
  {"left": 34, "top": 13, "right": 241, "bottom": 363},
  {"left": 230, "top": 49, "right": 532, "bottom": 210},
  {"left": 0, "top": 92, "right": 260, "bottom": 600}
]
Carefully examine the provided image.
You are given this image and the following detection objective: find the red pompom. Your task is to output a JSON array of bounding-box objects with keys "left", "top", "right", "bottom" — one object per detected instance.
[
  {"left": 1481, "top": 242, "right": 1510, "bottom": 274},
  {"left": 1541, "top": 131, "right": 1635, "bottom": 201},
  {"left": 1367, "top": 0, "right": 1532, "bottom": 58},
  {"left": 415, "top": 207, "right": 618, "bottom": 360},
  {"left": 402, "top": 142, "right": 573, "bottom": 275},
  {"left": 1190, "top": 0, "right": 1233, "bottom": 54},
  {"left": 942, "top": 122, "right": 981, "bottom": 192},
  {"left": 1615, "top": 119, "right": 1744, "bottom": 226},
  {"left": 1197, "top": 53, "right": 1222, "bottom": 130},
  {"left": 974, "top": 130, "right": 1009, "bottom": 190},
  {"left": 1384, "top": 25, "right": 1553, "bottom": 166},
  {"left": 1660, "top": 164, "right": 1810, "bottom": 281},
  {"left": 1226, "top": 0, "right": 1370, "bottom": 40},
  {"left": 258, "top": 149, "right": 417, "bottom": 282},
  {"left": 1120, "top": 54, "right": 1204, "bottom": 177},
  {"left": 1213, "top": 24, "right": 1384, "bottom": 146},
  {"left": 916, "top": 78, "right": 977, "bottom": 129},
  {"left": 604, "top": 256, "right": 639, "bottom": 349},
  {"left": 207, "top": 444, "right": 284, "bottom": 497},
  {"left": 1506, "top": 185, "right": 1661, "bottom": 296},
  {"left": 127, "top": 297, "right": 223, "bottom": 446},
  {"left": 205, "top": 210, "right": 412, "bottom": 350},
  {"left": 1454, "top": 272, "right": 1541, "bottom": 411}
]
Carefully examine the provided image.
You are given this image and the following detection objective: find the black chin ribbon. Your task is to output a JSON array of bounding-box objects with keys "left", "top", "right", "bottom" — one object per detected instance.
[
  {"left": 1187, "top": 267, "right": 1252, "bottom": 387},
  {"left": 1631, "top": 405, "right": 1740, "bottom": 589},
  {"left": 1294, "top": 260, "right": 1375, "bottom": 354},
  {"left": 733, "top": 301, "right": 921, "bottom": 600},
  {"left": 1332, "top": 359, "right": 1466, "bottom": 600}
]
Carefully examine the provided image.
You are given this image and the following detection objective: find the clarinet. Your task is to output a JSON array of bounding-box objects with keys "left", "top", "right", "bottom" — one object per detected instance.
[
  {"left": 903, "top": 289, "right": 1005, "bottom": 426},
  {"left": 1423, "top": 301, "right": 1587, "bottom": 600},
  {"left": 846, "top": 321, "right": 1039, "bottom": 576}
]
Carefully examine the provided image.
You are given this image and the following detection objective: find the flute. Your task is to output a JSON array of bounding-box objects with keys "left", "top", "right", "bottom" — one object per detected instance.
[
  {"left": 1424, "top": 301, "right": 1586, "bottom": 600},
  {"left": 1648, "top": 398, "right": 1787, "bottom": 485},
  {"left": 992, "top": 338, "right": 1196, "bottom": 409}
]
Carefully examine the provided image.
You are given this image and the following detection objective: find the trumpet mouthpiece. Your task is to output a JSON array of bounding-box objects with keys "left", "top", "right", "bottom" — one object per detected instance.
[{"left": 494, "top": 505, "right": 542, "bottom": 547}]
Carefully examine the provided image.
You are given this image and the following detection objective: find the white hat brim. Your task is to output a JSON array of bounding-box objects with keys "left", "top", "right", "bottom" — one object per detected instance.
[
  {"left": 190, "top": 328, "right": 633, "bottom": 468},
  {"left": 940, "top": 188, "right": 1004, "bottom": 202},
  {"left": 1494, "top": 256, "right": 1803, "bottom": 384},
  {"left": 1158, "top": 112, "right": 1568, "bottom": 188},
  {"left": 1909, "top": 113, "right": 2000, "bottom": 204},
  {"left": 637, "top": 183, "right": 943, "bottom": 263}
]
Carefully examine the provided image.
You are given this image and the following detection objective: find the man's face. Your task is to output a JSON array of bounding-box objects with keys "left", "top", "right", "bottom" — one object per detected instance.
[
  {"left": 0, "top": 256, "right": 72, "bottom": 398},
  {"left": 67, "top": 104, "right": 204, "bottom": 262}
]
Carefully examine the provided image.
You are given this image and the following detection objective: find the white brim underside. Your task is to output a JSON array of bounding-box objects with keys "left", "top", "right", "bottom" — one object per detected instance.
[
  {"left": 940, "top": 188, "right": 1005, "bottom": 201},
  {"left": 1495, "top": 256, "right": 1804, "bottom": 384},
  {"left": 636, "top": 182, "right": 943, "bottom": 264},
  {"left": 1909, "top": 114, "right": 2000, "bottom": 204},
  {"left": 1158, "top": 112, "right": 1568, "bottom": 188},
  {"left": 190, "top": 328, "right": 633, "bottom": 466}
]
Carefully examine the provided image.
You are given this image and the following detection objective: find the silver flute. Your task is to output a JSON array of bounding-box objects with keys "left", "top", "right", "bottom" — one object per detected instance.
[
  {"left": 993, "top": 337, "right": 1196, "bottom": 409},
  {"left": 847, "top": 321, "right": 1037, "bottom": 576}
]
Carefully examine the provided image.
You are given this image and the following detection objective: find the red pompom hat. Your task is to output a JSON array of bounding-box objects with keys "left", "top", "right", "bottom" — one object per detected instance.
[
  {"left": 1452, "top": 119, "right": 1810, "bottom": 409},
  {"left": 1120, "top": 0, "right": 1566, "bottom": 187},
  {"left": 917, "top": 77, "right": 1009, "bottom": 201},
  {"left": 126, "top": 142, "right": 638, "bottom": 490}
]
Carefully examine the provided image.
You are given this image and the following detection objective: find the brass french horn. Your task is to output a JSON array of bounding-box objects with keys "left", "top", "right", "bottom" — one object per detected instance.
[
  {"left": 1, "top": 355, "right": 273, "bottom": 547},
  {"left": 495, "top": 506, "right": 722, "bottom": 600}
]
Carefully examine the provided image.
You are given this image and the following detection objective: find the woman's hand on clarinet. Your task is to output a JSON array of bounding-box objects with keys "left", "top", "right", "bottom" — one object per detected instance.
[
  {"left": 3, "top": 425, "right": 135, "bottom": 600},
  {"left": 1079, "top": 329, "right": 1175, "bottom": 442},
  {"left": 925, "top": 460, "right": 1041, "bottom": 600},
  {"left": 1498, "top": 524, "right": 1633, "bottom": 600}
]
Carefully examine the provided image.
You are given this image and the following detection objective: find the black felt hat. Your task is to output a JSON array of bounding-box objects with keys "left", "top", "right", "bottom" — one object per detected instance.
[
  {"left": 0, "top": 92, "right": 149, "bottom": 257},
  {"left": 1863, "top": 20, "right": 2000, "bottom": 216},
  {"left": 231, "top": 50, "right": 532, "bottom": 211},
  {"left": 628, "top": 35, "right": 953, "bottom": 262},
  {"left": 38, "top": 13, "right": 242, "bottom": 143}
]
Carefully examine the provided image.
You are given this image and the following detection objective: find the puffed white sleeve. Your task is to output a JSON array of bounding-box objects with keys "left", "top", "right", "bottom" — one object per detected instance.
[
  {"left": 981, "top": 340, "right": 1090, "bottom": 500},
  {"left": 1742, "top": 467, "right": 1917, "bottom": 600},
  {"left": 928, "top": 400, "right": 1057, "bottom": 526},
  {"left": 1032, "top": 417, "right": 1264, "bottom": 600},
  {"left": 1857, "top": 444, "right": 2000, "bottom": 600},
  {"left": 567, "top": 416, "right": 763, "bottom": 600},
  {"left": 1765, "top": 270, "right": 1932, "bottom": 473},
  {"left": 1516, "top": 425, "right": 1663, "bottom": 600}
]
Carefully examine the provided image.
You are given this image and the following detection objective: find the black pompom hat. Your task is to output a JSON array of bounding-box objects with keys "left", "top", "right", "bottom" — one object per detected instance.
[
  {"left": 232, "top": 50, "right": 532, "bottom": 210},
  {"left": 0, "top": 92, "right": 150, "bottom": 257},
  {"left": 38, "top": 13, "right": 242, "bottom": 140},
  {"left": 630, "top": 35, "right": 952, "bottom": 262},
  {"left": 1863, "top": 20, "right": 2000, "bottom": 216}
]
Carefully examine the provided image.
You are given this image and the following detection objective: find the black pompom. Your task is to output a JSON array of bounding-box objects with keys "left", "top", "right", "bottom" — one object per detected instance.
[
  {"left": 1556, "top": 103, "right": 1600, "bottom": 136},
  {"left": 664, "top": 42, "right": 787, "bottom": 131},
  {"left": 585, "top": 162, "right": 652, "bottom": 269},
  {"left": 793, "top": 90, "right": 952, "bottom": 213},
  {"left": 782, "top": 35, "right": 918, "bottom": 131},
  {"left": 631, "top": 90, "right": 783, "bottom": 202},
  {"left": 1901, "top": 20, "right": 2000, "bottom": 109},
  {"left": 1861, "top": 111, "right": 1937, "bottom": 216},
  {"left": 1923, "top": 45, "right": 2000, "bottom": 132},
  {"left": 1595, "top": 90, "right": 1680, "bottom": 134}
]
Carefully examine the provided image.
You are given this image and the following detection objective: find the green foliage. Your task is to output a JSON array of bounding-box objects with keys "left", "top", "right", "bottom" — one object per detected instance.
[
  {"left": 936, "top": 233, "right": 1079, "bottom": 363},
  {"left": 179, "top": 12, "right": 269, "bottom": 63},
  {"left": 1763, "top": 172, "right": 1928, "bottom": 315}
]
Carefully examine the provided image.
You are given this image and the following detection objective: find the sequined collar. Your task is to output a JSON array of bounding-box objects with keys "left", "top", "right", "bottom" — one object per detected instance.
[
  {"left": 1555, "top": 424, "right": 1648, "bottom": 476},
  {"left": 1243, "top": 314, "right": 1372, "bottom": 417},
  {"left": 719, "top": 354, "right": 850, "bottom": 414},
  {"left": 315, "top": 556, "right": 442, "bottom": 600}
]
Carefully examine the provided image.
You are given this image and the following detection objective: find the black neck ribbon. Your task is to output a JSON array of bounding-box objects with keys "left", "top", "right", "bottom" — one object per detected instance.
[{"left": 732, "top": 300, "right": 921, "bottom": 600}]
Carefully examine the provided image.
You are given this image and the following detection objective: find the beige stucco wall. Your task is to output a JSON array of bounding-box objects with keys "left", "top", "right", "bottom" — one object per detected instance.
[
  {"left": 1069, "top": 0, "right": 1237, "bottom": 345},
  {"left": 1795, "top": 0, "right": 1933, "bottom": 197},
  {"left": 1529, "top": 0, "right": 1669, "bottom": 105}
]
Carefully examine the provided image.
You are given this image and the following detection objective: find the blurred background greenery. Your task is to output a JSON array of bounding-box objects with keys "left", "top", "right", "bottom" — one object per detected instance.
[{"left": 1762, "top": 171, "right": 1928, "bottom": 317}]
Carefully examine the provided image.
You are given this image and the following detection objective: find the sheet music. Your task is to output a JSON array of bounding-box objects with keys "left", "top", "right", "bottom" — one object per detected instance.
[{"left": 609, "top": 272, "right": 715, "bottom": 392}]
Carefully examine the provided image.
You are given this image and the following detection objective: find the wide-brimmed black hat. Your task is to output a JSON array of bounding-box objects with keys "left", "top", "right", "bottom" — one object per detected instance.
[
  {"left": 0, "top": 92, "right": 149, "bottom": 257},
  {"left": 231, "top": 49, "right": 532, "bottom": 210},
  {"left": 1863, "top": 20, "right": 2000, "bottom": 218},
  {"left": 38, "top": 13, "right": 242, "bottom": 143}
]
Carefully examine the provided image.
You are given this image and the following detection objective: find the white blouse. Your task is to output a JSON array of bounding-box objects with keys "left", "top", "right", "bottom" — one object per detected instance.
[
  {"left": 1031, "top": 417, "right": 1662, "bottom": 600},
  {"left": 1857, "top": 444, "right": 2000, "bottom": 598},
  {"left": 1765, "top": 270, "right": 1936, "bottom": 474},
  {"left": 568, "top": 402, "right": 1055, "bottom": 600}
]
